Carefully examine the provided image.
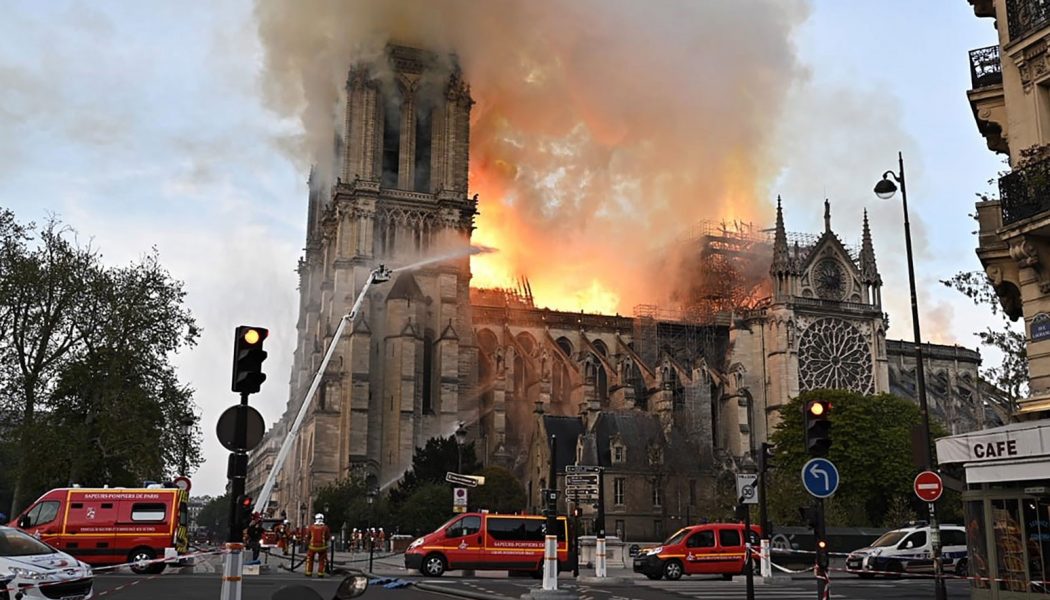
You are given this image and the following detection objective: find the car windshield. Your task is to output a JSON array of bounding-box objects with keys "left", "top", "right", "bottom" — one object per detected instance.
[
  {"left": 0, "top": 528, "right": 57, "bottom": 557},
  {"left": 663, "top": 528, "right": 689, "bottom": 546},
  {"left": 870, "top": 530, "right": 908, "bottom": 547}
]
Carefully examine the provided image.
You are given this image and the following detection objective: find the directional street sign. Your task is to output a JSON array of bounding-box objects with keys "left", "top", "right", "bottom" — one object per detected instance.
[
  {"left": 914, "top": 470, "right": 944, "bottom": 502},
  {"left": 565, "top": 465, "right": 602, "bottom": 474},
  {"left": 566, "top": 485, "right": 597, "bottom": 493},
  {"left": 801, "top": 458, "right": 840, "bottom": 498},
  {"left": 445, "top": 472, "right": 482, "bottom": 488},
  {"left": 566, "top": 474, "right": 599, "bottom": 486},
  {"left": 736, "top": 473, "right": 758, "bottom": 505}
]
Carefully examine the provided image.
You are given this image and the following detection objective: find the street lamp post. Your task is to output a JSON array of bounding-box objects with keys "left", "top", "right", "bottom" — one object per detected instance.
[
  {"left": 179, "top": 414, "right": 194, "bottom": 476},
  {"left": 366, "top": 489, "right": 377, "bottom": 573},
  {"left": 455, "top": 421, "right": 468, "bottom": 473},
  {"left": 874, "top": 152, "right": 946, "bottom": 600}
]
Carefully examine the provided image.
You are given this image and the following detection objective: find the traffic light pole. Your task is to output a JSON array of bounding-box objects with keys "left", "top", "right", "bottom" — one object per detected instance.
[
  {"left": 543, "top": 435, "right": 558, "bottom": 591},
  {"left": 815, "top": 498, "right": 827, "bottom": 600},
  {"left": 221, "top": 391, "right": 250, "bottom": 600}
]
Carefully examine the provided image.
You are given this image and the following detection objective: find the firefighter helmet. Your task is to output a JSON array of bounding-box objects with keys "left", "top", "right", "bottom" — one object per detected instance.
[{"left": 314, "top": 513, "right": 325, "bottom": 524}]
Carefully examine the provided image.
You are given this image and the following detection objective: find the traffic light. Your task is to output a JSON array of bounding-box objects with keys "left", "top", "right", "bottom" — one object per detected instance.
[
  {"left": 231, "top": 326, "right": 268, "bottom": 394},
  {"left": 804, "top": 399, "right": 831, "bottom": 457},
  {"left": 236, "top": 494, "right": 253, "bottom": 528},
  {"left": 758, "top": 442, "right": 775, "bottom": 474}
]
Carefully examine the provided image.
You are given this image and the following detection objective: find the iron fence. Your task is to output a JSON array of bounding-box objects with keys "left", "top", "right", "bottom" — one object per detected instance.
[
  {"left": 969, "top": 45, "right": 1003, "bottom": 89},
  {"left": 1007, "top": 0, "right": 1050, "bottom": 42},
  {"left": 1000, "top": 154, "right": 1050, "bottom": 224}
]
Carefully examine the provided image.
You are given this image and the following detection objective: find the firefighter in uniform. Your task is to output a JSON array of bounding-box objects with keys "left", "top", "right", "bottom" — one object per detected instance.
[{"left": 305, "top": 513, "right": 331, "bottom": 577}]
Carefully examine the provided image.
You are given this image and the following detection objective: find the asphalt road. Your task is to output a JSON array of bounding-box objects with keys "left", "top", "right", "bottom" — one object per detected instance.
[
  {"left": 89, "top": 571, "right": 973, "bottom": 600},
  {"left": 92, "top": 571, "right": 445, "bottom": 600},
  {"left": 398, "top": 572, "right": 973, "bottom": 600}
]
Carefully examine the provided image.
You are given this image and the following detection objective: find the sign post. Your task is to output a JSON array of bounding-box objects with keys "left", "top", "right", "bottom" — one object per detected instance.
[{"left": 801, "top": 458, "right": 838, "bottom": 600}]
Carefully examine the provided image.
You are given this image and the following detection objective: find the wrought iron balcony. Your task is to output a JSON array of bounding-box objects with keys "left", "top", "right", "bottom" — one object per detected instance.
[
  {"left": 969, "top": 45, "right": 1003, "bottom": 89},
  {"left": 1000, "top": 154, "right": 1050, "bottom": 224},
  {"left": 1008, "top": 0, "right": 1050, "bottom": 42}
]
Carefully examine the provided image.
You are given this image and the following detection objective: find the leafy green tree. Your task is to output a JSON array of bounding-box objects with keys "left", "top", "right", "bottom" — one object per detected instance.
[
  {"left": 767, "top": 390, "right": 946, "bottom": 527},
  {"left": 0, "top": 212, "right": 200, "bottom": 513},
  {"left": 196, "top": 494, "right": 230, "bottom": 541},
  {"left": 388, "top": 436, "right": 481, "bottom": 505},
  {"left": 313, "top": 477, "right": 391, "bottom": 535},
  {"left": 469, "top": 466, "right": 526, "bottom": 513},
  {"left": 941, "top": 270, "right": 1027, "bottom": 402},
  {"left": 395, "top": 483, "right": 454, "bottom": 537}
]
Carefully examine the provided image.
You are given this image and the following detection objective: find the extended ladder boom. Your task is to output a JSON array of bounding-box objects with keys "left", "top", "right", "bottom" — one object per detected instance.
[{"left": 253, "top": 265, "right": 391, "bottom": 514}]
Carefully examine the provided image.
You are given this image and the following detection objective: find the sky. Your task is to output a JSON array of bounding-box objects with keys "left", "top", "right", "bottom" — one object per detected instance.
[{"left": 0, "top": 0, "right": 1010, "bottom": 497}]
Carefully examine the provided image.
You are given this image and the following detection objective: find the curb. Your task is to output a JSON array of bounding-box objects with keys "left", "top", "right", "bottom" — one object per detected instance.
[{"left": 575, "top": 576, "right": 633, "bottom": 585}]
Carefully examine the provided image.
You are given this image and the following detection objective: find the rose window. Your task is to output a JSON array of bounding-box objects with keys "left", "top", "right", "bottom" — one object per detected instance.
[{"left": 798, "top": 318, "right": 873, "bottom": 394}]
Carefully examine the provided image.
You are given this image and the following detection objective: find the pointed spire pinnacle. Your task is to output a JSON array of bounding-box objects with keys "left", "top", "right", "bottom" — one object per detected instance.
[
  {"left": 859, "top": 209, "right": 882, "bottom": 286},
  {"left": 771, "top": 196, "right": 792, "bottom": 276},
  {"left": 824, "top": 199, "right": 831, "bottom": 233}
]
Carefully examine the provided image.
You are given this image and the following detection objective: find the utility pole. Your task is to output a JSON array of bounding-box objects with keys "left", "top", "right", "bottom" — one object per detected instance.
[
  {"left": 595, "top": 467, "right": 606, "bottom": 578},
  {"left": 543, "top": 435, "right": 559, "bottom": 591}
]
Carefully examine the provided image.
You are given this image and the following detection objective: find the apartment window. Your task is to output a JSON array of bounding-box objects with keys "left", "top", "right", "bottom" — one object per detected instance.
[
  {"left": 651, "top": 480, "right": 662, "bottom": 507},
  {"left": 614, "top": 478, "right": 626, "bottom": 505},
  {"left": 613, "top": 445, "right": 625, "bottom": 464}
]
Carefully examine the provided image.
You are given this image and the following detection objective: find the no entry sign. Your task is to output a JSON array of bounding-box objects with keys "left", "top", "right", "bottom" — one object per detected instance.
[{"left": 914, "top": 470, "right": 944, "bottom": 502}]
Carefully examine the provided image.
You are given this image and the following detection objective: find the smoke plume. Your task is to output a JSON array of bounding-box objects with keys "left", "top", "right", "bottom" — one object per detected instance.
[{"left": 254, "top": 0, "right": 811, "bottom": 314}]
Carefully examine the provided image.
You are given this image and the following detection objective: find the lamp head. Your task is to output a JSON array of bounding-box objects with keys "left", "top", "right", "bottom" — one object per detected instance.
[{"left": 874, "top": 177, "right": 897, "bottom": 200}]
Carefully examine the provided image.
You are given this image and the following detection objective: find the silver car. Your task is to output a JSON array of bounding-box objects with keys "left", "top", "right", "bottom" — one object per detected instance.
[{"left": 0, "top": 526, "right": 93, "bottom": 600}]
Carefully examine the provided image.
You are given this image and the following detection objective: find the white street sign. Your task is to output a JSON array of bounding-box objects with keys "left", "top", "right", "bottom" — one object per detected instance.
[{"left": 736, "top": 474, "right": 758, "bottom": 505}]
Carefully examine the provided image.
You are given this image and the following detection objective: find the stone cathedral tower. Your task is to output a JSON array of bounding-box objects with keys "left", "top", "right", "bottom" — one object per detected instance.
[{"left": 280, "top": 45, "right": 479, "bottom": 512}]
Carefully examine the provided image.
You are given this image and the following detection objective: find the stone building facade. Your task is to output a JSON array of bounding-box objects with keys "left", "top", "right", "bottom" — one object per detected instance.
[
  {"left": 966, "top": 0, "right": 1050, "bottom": 416},
  {"left": 249, "top": 44, "right": 994, "bottom": 524}
]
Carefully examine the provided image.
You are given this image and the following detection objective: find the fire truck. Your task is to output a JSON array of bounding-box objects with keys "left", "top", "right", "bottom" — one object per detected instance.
[{"left": 9, "top": 487, "right": 189, "bottom": 574}]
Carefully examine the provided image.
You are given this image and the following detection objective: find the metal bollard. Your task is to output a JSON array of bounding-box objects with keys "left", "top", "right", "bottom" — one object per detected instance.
[
  {"left": 369, "top": 537, "right": 375, "bottom": 573},
  {"left": 329, "top": 535, "right": 335, "bottom": 575}
]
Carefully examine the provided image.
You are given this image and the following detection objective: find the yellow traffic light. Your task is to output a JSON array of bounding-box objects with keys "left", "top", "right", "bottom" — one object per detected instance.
[
  {"left": 244, "top": 329, "right": 261, "bottom": 345},
  {"left": 808, "top": 401, "right": 825, "bottom": 417}
]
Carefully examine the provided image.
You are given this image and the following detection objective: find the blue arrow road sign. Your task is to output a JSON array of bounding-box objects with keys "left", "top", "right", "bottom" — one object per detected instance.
[{"left": 801, "top": 458, "right": 839, "bottom": 498}]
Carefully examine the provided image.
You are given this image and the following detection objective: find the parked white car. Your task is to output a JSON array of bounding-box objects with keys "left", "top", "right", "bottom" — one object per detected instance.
[
  {"left": 846, "top": 522, "right": 968, "bottom": 578},
  {"left": 0, "top": 526, "right": 93, "bottom": 600}
]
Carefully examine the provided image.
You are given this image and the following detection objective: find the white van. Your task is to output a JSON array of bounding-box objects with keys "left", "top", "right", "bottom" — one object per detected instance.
[{"left": 845, "top": 523, "right": 968, "bottom": 578}]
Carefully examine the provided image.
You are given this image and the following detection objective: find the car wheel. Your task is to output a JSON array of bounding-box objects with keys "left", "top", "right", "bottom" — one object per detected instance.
[
  {"left": 954, "top": 559, "right": 968, "bottom": 577},
  {"left": 129, "top": 547, "right": 164, "bottom": 575},
  {"left": 421, "top": 553, "right": 446, "bottom": 577},
  {"left": 663, "top": 559, "right": 683, "bottom": 581}
]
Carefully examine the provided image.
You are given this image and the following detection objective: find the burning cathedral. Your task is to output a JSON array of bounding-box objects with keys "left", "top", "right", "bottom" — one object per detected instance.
[{"left": 247, "top": 45, "right": 1001, "bottom": 540}]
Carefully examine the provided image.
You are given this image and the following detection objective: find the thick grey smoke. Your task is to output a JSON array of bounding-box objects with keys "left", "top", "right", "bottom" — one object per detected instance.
[{"left": 254, "top": 0, "right": 811, "bottom": 312}]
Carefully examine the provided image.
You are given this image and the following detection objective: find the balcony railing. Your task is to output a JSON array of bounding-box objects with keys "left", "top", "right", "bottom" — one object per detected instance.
[
  {"left": 1007, "top": 0, "right": 1050, "bottom": 43},
  {"left": 969, "top": 45, "right": 1003, "bottom": 89},
  {"left": 1000, "top": 154, "right": 1050, "bottom": 224}
]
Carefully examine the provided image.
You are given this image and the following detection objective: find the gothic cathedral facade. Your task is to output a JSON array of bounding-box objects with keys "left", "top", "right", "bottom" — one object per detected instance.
[{"left": 252, "top": 45, "right": 988, "bottom": 528}]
